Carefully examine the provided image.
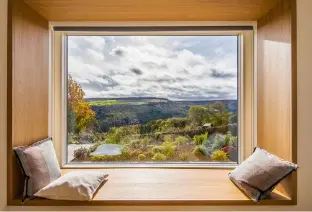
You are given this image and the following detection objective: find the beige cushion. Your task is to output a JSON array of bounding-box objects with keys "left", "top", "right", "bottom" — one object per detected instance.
[
  {"left": 229, "top": 147, "right": 298, "bottom": 202},
  {"left": 35, "top": 171, "right": 108, "bottom": 201},
  {"left": 13, "top": 138, "right": 61, "bottom": 199}
]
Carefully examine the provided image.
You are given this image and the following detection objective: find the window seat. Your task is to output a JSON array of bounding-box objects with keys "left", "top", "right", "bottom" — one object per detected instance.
[{"left": 11, "top": 169, "right": 293, "bottom": 206}]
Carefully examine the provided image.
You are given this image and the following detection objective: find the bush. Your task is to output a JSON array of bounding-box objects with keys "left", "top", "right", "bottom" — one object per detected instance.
[
  {"left": 212, "top": 134, "right": 226, "bottom": 151},
  {"left": 152, "top": 153, "right": 167, "bottom": 161},
  {"left": 212, "top": 132, "right": 237, "bottom": 151},
  {"left": 162, "top": 141, "right": 176, "bottom": 157},
  {"left": 193, "top": 145, "right": 208, "bottom": 156},
  {"left": 120, "top": 146, "right": 131, "bottom": 159},
  {"left": 178, "top": 152, "right": 189, "bottom": 161},
  {"left": 174, "top": 136, "right": 189, "bottom": 145},
  {"left": 138, "top": 154, "right": 146, "bottom": 161},
  {"left": 73, "top": 147, "right": 88, "bottom": 159},
  {"left": 130, "top": 139, "right": 141, "bottom": 148},
  {"left": 140, "top": 137, "right": 151, "bottom": 148},
  {"left": 163, "top": 135, "right": 174, "bottom": 143},
  {"left": 211, "top": 150, "right": 228, "bottom": 161},
  {"left": 152, "top": 146, "right": 165, "bottom": 154},
  {"left": 68, "top": 134, "right": 79, "bottom": 144},
  {"left": 90, "top": 155, "right": 117, "bottom": 161},
  {"left": 106, "top": 129, "right": 122, "bottom": 144},
  {"left": 193, "top": 133, "right": 208, "bottom": 145}
]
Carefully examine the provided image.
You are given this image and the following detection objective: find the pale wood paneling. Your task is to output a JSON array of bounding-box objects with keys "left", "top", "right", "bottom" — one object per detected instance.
[
  {"left": 22, "top": 0, "right": 280, "bottom": 22},
  {"left": 257, "top": 0, "right": 296, "bottom": 201},
  {"left": 7, "top": 0, "right": 49, "bottom": 202}
]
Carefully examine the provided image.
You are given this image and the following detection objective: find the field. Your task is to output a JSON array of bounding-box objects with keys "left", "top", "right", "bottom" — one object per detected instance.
[
  {"left": 89, "top": 100, "right": 147, "bottom": 106},
  {"left": 70, "top": 97, "right": 238, "bottom": 163}
]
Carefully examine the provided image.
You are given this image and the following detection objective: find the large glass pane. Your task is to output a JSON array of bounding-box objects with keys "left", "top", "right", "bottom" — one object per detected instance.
[{"left": 67, "top": 35, "right": 238, "bottom": 164}]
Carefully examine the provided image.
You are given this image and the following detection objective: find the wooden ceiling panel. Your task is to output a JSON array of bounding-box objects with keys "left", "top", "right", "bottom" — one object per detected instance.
[{"left": 23, "top": 0, "right": 281, "bottom": 21}]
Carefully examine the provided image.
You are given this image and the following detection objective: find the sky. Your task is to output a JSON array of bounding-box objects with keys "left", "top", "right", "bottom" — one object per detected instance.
[{"left": 68, "top": 35, "right": 238, "bottom": 101}]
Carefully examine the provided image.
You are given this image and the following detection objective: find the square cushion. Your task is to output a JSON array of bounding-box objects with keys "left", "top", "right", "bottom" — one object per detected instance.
[
  {"left": 229, "top": 147, "right": 298, "bottom": 202},
  {"left": 13, "top": 138, "right": 61, "bottom": 200},
  {"left": 35, "top": 171, "right": 108, "bottom": 201}
]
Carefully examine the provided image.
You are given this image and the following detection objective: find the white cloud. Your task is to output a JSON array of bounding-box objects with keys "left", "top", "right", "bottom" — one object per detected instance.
[{"left": 68, "top": 35, "right": 238, "bottom": 100}]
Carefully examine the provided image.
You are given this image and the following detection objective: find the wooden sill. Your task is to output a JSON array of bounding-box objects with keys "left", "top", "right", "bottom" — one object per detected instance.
[{"left": 10, "top": 169, "right": 293, "bottom": 206}]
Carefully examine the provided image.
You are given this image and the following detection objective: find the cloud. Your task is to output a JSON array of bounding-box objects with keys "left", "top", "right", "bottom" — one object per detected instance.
[
  {"left": 211, "top": 69, "right": 236, "bottom": 79},
  {"left": 68, "top": 35, "right": 238, "bottom": 100},
  {"left": 130, "top": 68, "right": 143, "bottom": 75}
]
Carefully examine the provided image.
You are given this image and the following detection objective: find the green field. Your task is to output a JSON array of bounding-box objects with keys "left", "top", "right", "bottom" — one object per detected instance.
[{"left": 89, "top": 100, "right": 147, "bottom": 106}]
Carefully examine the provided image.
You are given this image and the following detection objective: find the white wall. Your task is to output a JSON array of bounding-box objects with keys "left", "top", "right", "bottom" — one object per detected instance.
[{"left": 1, "top": 0, "right": 312, "bottom": 210}]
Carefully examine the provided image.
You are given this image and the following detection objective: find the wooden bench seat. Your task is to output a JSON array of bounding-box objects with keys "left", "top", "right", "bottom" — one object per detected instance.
[{"left": 11, "top": 169, "right": 292, "bottom": 206}]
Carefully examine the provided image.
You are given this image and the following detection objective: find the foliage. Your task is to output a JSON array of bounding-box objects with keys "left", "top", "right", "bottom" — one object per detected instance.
[
  {"left": 193, "top": 145, "right": 208, "bottom": 156},
  {"left": 120, "top": 146, "right": 131, "bottom": 159},
  {"left": 212, "top": 132, "right": 237, "bottom": 151},
  {"left": 193, "top": 133, "right": 208, "bottom": 146},
  {"left": 162, "top": 141, "right": 176, "bottom": 157},
  {"left": 68, "top": 133, "right": 79, "bottom": 144},
  {"left": 139, "top": 137, "right": 151, "bottom": 148},
  {"left": 212, "top": 134, "right": 226, "bottom": 151},
  {"left": 73, "top": 147, "right": 88, "bottom": 159},
  {"left": 178, "top": 152, "right": 189, "bottom": 161},
  {"left": 152, "top": 153, "right": 167, "bottom": 161},
  {"left": 138, "top": 154, "right": 146, "bottom": 161},
  {"left": 163, "top": 135, "right": 174, "bottom": 143},
  {"left": 174, "top": 136, "right": 189, "bottom": 145},
  {"left": 106, "top": 128, "right": 122, "bottom": 144},
  {"left": 211, "top": 150, "right": 228, "bottom": 161},
  {"left": 68, "top": 75, "right": 95, "bottom": 133},
  {"left": 89, "top": 155, "right": 117, "bottom": 161},
  {"left": 220, "top": 146, "right": 235, "bottom": 153},
  {"left": 152, "top": 145, "right": 165, "bottom": 154},
  {"left": 188, "top": 106, "right": 207, "bottom": 126}
]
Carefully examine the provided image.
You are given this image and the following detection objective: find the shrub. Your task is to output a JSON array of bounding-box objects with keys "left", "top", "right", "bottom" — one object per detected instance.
[
  {"left": 106, "top": 129, "right": 122, "bottom": 144},
  {"left": 212, "top": 134, "right": 226, "bottom": 151},
  {"left": 211, "top": 150, "right": 228, "bottom": 161},
  {"left": 162, "top": 141, "right": 176, "bottom": 157},
  {"left": 73, "top": 147, "right": 88, "bottom": 159},
  {"left": 163, "top": 135, "right": 174, "bottom": 143},
  {"left": 152, "top": 153, "right": 167, "bottom": 161},
  {"left": 221, "top": 146, "right": 235, "bottom": 153},
  {"left": 130, "top": 139, "right": 141, "bottom": 148},
  {"left": 212, "top": 132, "right": 237, "bottom": 151},
  {"left": 90, "top": 155, "right": 117, "bottom": 161},
  {"left": 152, "top": 145, "right": 165, "bottom": 154},
  {"left": 178, "top": 152, "right": 189, "bottom": 161},
  {"left": 68, "top": 134, "right": 79, "bottom": 144},
  {"left": 193, "top": 133, "right": 208, "bottom": 145},
  {"left": 120, "top": 146, "right": 131, "bottom": 159},
  {"left": 193, "top": 145, "right": 208, "bottom": 156},
  {"left": 138, "top": 154, "right": 146, "bottom": 161},
  {"left": 174, "top": 136, "right": 189, "bottom": 145},
  {"left": 140, "top": 137, "right": 151, "bottom": 148}
]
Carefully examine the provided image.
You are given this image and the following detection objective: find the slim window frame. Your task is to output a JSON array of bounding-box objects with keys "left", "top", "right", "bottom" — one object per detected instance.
[{"left": 50, "top": 23, "right": 256, "bottom": 168}]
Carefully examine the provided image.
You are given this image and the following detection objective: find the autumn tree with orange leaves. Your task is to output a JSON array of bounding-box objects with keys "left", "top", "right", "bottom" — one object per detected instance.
[{"left": 68, "top": 75, "right": 95, "bottom": 133}]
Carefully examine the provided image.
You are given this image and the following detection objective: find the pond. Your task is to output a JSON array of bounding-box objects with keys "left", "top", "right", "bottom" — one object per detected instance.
[{"left": 90, "top": 144, "right": 122, "bottom": 156}]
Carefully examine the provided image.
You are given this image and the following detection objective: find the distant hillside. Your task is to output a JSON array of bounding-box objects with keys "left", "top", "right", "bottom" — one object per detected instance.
[
  {"left": 85, "top": 97, "right": 169, "bottom": 102},
  {"left": 86, "top": 97, "right": 237, "bottom": 132}
]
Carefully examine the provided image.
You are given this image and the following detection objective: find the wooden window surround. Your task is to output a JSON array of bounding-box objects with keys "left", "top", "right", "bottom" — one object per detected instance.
[{"left": 7, "top": 0, "right": 297, "bottom": 206}]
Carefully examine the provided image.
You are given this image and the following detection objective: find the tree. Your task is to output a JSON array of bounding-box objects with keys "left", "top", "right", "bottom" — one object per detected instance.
[
  {"left": 68, "top": 75, "right": 95, "bottom": 133},
  {"left": 188, "top": 106, "right": 206, "bottom": 126},
  {"left": 205, "top": 102, "right": 229, "bottom": 133}
]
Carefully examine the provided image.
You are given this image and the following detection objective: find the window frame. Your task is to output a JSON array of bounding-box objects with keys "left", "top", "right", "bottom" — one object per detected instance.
[{"left": 50, "top": 22, "right": 256, "bottom": 168}]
